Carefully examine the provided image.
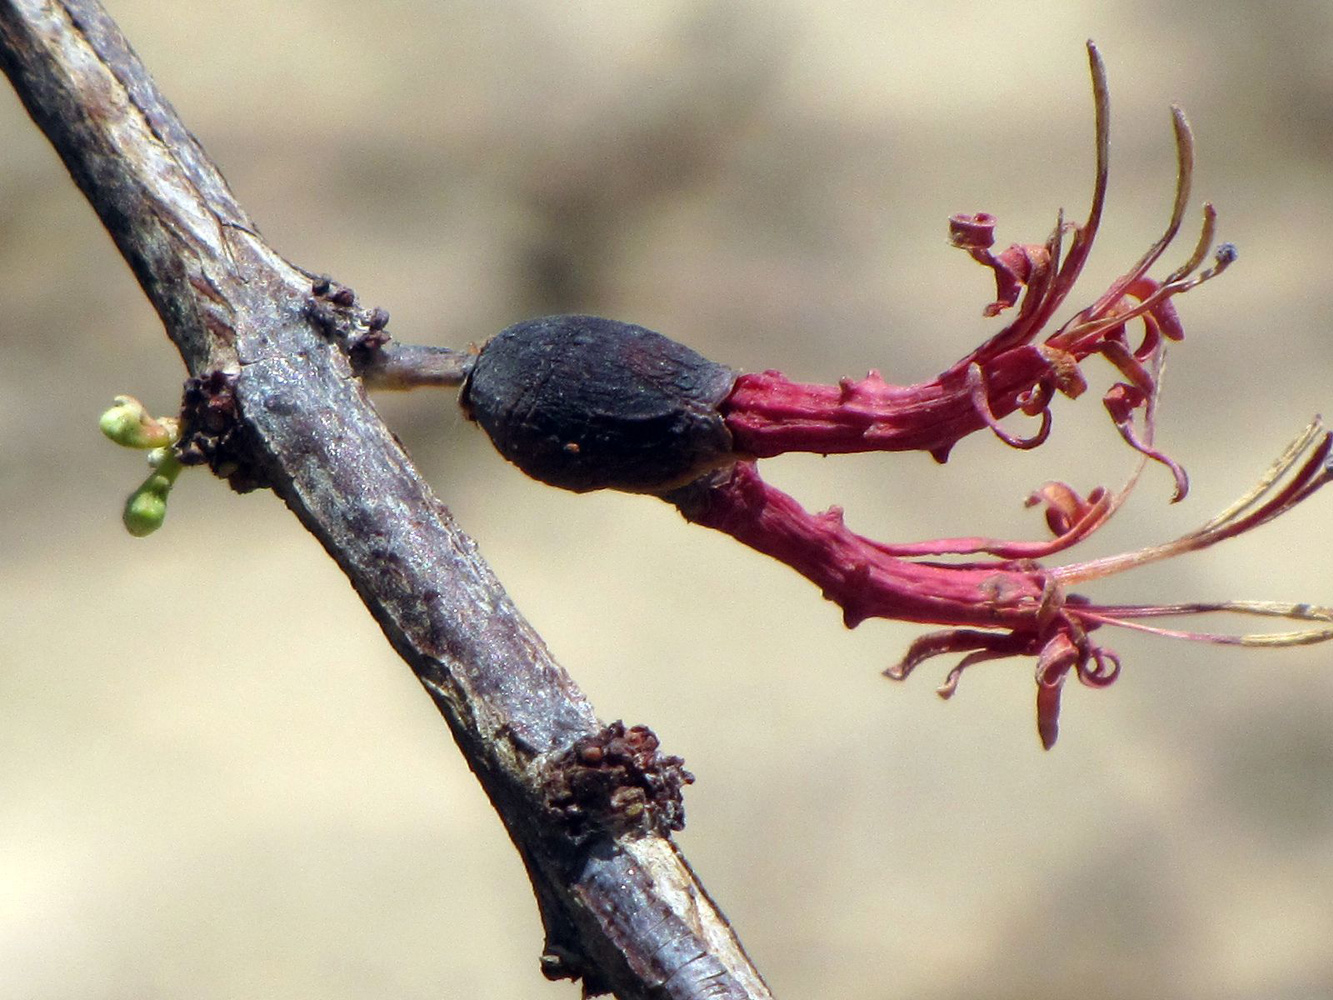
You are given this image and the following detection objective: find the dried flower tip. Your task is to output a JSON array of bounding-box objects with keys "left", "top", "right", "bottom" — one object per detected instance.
[
  {"left": 1055, "top": 419, "right": 1332, "bottom": 586},
  {"left": 897, "top": 421, "right": 1333, "bottom": 747}
]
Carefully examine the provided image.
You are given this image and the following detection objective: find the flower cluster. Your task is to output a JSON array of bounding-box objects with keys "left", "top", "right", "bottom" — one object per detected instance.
[
  {"left": 669, "top": 423, "right": 1332, "bottom": 748},
  {"left": 451, "top": 43, "right": 1333, "bottom": 747},
  {"left": 665, "top": 44, "right": 1330, "bottom": 746},
  {"left": 721, "top": 46, "right": 1230, "bottom": 501}
]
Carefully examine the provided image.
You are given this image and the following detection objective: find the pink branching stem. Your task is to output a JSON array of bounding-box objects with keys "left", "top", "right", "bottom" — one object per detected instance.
[{"left": 669, "top": 461, "right": 1110, "bottom": 749}]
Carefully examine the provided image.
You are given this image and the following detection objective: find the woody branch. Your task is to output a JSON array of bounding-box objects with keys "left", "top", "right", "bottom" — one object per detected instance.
[{"left": 0, "top": 2, "right": 770, "bottom": 998}]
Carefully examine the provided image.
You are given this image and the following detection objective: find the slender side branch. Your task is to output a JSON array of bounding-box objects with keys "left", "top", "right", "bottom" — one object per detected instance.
[{"left": 0, "top": 3, "right": 769, "bottom": 997}]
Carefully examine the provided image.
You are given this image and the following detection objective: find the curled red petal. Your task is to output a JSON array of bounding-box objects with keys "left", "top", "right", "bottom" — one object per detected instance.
[
  {"left": 1036, "top": 678, "right": 1065, "bottom": 750},
  {"left": 1103, "top": 384, "right": 1190, "bottom": 501},
  {"left": 1026, "top": 481, "right": 1107, "bottom": 537},
  {"left": 966, "top": 363, "right": 1052, "bottom": 450},
  {"left": 1077, "top": 645, "right": 1122, "bottom": 688},
  {"left": 948, "top": 212, "right": 999, "bottom": 251},
  {"left": 1033, "top": 632, "right": 1083, "bottom": 749}
]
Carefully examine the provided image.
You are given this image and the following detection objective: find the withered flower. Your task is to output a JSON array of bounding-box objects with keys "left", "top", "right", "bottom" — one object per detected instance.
[
  {"left": 721, "top": 43, "right": 1231, "bottom": 500},
  {"left": 668, "top": 420, "right": 1332, "bottom": 748},
  {"left": 437, "top": 43, "right": 1333, "bottom": 747}
]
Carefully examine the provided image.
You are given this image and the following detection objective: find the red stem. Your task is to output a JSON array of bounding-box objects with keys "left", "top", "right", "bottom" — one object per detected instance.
[
  {"left": 670, "top": 462, "right": 1051, "bottom": 631},
  {"left": 721, "top": 348, "right": 1060, "bottom": 463}
]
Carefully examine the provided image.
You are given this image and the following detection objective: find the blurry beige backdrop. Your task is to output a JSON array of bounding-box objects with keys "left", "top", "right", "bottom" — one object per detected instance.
[{"left": 4, "top": 2, "right": 1333, "bottom": 998}]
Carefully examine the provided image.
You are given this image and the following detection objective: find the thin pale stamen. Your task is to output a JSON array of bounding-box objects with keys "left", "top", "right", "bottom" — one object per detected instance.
[
  {"left": 1055, "top": 420, "right": 1332, "bottom": 585},
  {"left": 1077, "top": 602, "right": 1333, "bottom": 647},
  {"left": 1063, "top": 104, "right": 1194, "bottom": 335},
  {"left": 1123, "top": 107, "right": 1195, "bottom": 280},
  {"left": 1196, "top": 420, "right": 1327, "bottom": 532},
  {"left": 1163, "top": 203, "right": 1219, "bottom": 285}
]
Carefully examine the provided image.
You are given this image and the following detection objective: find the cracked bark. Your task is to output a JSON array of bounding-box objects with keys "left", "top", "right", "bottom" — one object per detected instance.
[{"left": 0, "top": 2, "right": 771, "bottom": 997}]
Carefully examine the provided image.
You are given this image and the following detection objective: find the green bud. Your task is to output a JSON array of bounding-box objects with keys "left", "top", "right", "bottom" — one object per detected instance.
[
  {"left": 100, "top": 395, "right": 178, "bottom": 449},
  {"left": 121, "top": 451, "right": 184, "bottom": 537},
  {"left": 123, "top": 480, "right": 170, "bottom": 536}
]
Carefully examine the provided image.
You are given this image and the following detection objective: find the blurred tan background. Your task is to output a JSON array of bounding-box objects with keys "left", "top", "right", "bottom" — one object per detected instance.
[{"left": 4, "top": 2, "right": 1333, "bottom": 997}]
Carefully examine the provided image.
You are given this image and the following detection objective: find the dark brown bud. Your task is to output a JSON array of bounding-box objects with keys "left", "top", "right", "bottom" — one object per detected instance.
[{"left": 460, "top": 315, "right": 738, "bottom": 494}]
